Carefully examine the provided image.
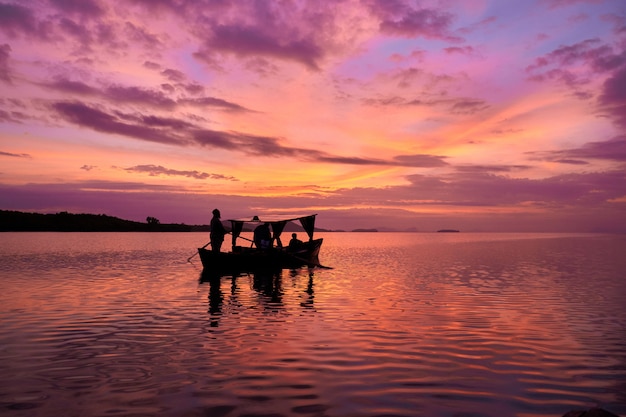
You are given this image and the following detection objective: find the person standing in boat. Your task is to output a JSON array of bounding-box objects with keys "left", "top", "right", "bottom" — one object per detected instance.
[{"left": 210, "top": 209, "right": 227, "bottom": 252}]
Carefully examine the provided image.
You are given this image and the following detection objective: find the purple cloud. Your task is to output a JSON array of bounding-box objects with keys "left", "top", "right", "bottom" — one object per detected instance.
[
  {"left": 392, "top": 154, "right": 448, "bottom": 167},
  {"left": 45, "top": 77, "right": 248, "bottom": 112},
  {"left": 49, "top": 0, "right": 104, "bottom": 17},
  {"left": 528, "top": 135, "right": 626, "bottom": 162},
  {"left": 526, "top": 38, "right": 626, "bottom": 86},
  {"left": 144, "top": 61, "right": 161, "bottom": 70},
  {"left": 58, "top": 17, "right": 92, "bottom": 43},
  {"left": 401, "top": 170, "right": 626, "bottom": 206},
  {"left": 46, "top": 78, "right": 99, "bottom": 95},
  {"left": 0, "top": 150, "right": 32, "bottom": 158},
  {"left": 599, "top": 68, "right": 626, "bottom": 129},
  {"left": 444, "top": 46, "right": 475, "bottom": 55},
  {"left": 542, "top": 0, "right": 605, "bottom": 9},
  {"left": 365, "top": 94, "right": 490, "bottom": 115},
  {"left": 0, "top": 3, "right": 39, "bottom": 38},
  {"left": 104, "top": 85, "right": 177, "bottom": 109},
  {"left": 52, "top": 101, "right": 187, "bottom": 145},
  {"left": 123, "top": 21, "right": 162, "bottom": 49},
  {"left": 198, "top": 23, "right": 324, "bottom": 70},
  {"left": 0, "top": 108, "right": 28, "bottom": 123},
  {"left": 124, "top": 164, "right": 239, "bottom": 181},
  {"left": 369, "top": 1, "right": 461, "bottom": 42},
  {"left": 455, "top": 165, "right": 531, "bottom": 173},
  {"left": 0, "top": 43, "right": 12, "bottom": 83},
  {"left": 566, "top": 136, "right": 626, "bottom": 161},
  {"left": 450, "top": 99, "right": 490, "bottom": 115},
  {"left": 161, "top": 68, "right": 186, "bottom": 83},
  {"left": 179, "top": 97, "right": 251, "bottom": 112}
]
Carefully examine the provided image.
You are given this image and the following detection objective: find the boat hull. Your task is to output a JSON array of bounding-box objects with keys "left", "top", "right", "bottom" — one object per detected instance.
[{"left": 198, "top": 238, "right": 323, "bottom": 276}]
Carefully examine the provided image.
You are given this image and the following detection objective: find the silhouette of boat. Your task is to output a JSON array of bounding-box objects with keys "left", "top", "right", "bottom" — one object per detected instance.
[{"left": 198, "top": 214, "right": 324, "bottom": 275}]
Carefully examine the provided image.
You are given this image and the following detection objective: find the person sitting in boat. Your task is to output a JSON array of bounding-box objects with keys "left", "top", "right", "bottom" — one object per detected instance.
[
  {"left": 210, "top": 208, "right": 227, "bottom": 252},
  {"left": 288, "top": 233, "right": 303, "bottom": 250},
  {"left": 253, "top": 222, "right": 272, "bottom": 249}
]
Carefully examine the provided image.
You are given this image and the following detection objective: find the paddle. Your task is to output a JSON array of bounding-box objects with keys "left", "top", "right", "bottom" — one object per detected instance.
[
  {"left": 187, "top": 241, "right": 210, "bottom": 262},
  {"left": 187, "top": 231, "right": 232, "bottom": 262}
]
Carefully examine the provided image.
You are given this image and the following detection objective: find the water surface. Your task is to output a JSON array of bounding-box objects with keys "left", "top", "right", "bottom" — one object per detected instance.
[{"left": 1, "top": 232, "right": 625, "bottom": 417}]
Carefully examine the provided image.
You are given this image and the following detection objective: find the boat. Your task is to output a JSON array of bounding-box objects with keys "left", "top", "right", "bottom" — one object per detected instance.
[{"left": 197, "top": 214, "right": 324, "bottom": 275}]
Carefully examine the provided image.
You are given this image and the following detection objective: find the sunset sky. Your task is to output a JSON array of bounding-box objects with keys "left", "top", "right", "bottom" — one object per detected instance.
[{"left": 1, "top": 0, "right": 625, "bottom": 232}]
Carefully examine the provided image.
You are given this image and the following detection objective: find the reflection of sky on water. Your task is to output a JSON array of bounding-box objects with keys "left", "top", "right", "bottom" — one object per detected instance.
[{"left": 0, "top": 232, "right": 624, "bottom": 416}]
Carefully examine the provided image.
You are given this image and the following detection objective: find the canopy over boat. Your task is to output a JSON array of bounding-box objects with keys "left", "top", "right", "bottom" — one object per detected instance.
[
  {"left": 227, "top": 214, "right": 317, "bottom": 248},
  {"left": 196, "top": 214, "right": 325, "bottom": 276}
]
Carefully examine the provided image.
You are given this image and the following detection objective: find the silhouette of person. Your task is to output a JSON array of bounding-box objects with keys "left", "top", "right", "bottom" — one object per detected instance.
[
  {"left": 210, "top": 208, "right": 227, "bottom": 252},
  {"left": 288, "top": 233, "right": 303, "bottom": 250},
  {"left": 253, "top": 222, "right": 272, "bottom": 249}
]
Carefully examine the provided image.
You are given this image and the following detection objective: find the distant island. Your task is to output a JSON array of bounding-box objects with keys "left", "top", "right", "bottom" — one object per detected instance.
[{"left": 437, "top": 229, "right": 460, "bottom": 233}]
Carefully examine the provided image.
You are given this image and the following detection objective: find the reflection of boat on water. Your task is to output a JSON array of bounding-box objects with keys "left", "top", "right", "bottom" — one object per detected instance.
[
  {"left": 200, "top": 268, "right": 316, "bottom": 327},
  {"left": 198, "top": 214, "right": 324, "bottom": 276}
]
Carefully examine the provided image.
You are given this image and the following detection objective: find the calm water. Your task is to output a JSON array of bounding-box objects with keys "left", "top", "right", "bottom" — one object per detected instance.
[{"left": 0, "top": 232, "right": 625, "bottom": 417}]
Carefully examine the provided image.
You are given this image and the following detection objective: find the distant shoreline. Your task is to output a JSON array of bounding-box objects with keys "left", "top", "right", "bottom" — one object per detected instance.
[
  {"left": 0, "top": 210, "right": 208, "bottom": 232},
  {"left": 0, "top": 210, "right": 329, "bottom": 233}
]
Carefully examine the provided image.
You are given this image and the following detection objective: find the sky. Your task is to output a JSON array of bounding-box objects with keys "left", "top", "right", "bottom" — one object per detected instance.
[{"left": 1, "top": 0, "right": 625, "bottom": 232}]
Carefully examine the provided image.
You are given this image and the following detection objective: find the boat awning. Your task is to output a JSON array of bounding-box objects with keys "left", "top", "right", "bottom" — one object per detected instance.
[{"left": 228, "top": 214, "right": 317, "bottom": 247}]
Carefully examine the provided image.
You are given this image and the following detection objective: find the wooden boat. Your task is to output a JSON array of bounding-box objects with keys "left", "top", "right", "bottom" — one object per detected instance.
[{"left": 198, "top": 214, "right": 324, "bottom": 275}]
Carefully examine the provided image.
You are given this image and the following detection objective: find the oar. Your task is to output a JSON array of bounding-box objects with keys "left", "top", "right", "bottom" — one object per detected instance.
[
  {"left": 187, "top": 241, "right": 210, "bottom": 262},
  {"left": 237, "top": 235, "right": 254, "bottom": 244},
  {"left": 187, "top": 231, "right": 231, "bottom": 262}
]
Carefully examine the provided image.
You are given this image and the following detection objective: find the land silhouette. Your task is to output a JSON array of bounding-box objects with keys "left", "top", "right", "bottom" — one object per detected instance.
[
  {"left": 0, "top": 210, "right": 469, "bottom": 233},
  {"left": 0, "top": 210, "right": 331, "bottom": 233},
  {"left": 0, "top": 210, "right": 207, "bottom": 232}
]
